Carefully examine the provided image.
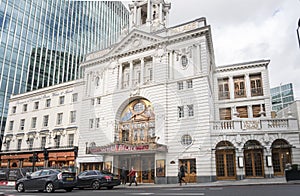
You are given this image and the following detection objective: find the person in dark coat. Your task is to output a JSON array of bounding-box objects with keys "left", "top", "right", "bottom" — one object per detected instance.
[
  {"left": 121, "top": 166, "right": 127, "bottom": 185},
  {"left": 178, "top": 164, "right": 187, "bottom": 186}
]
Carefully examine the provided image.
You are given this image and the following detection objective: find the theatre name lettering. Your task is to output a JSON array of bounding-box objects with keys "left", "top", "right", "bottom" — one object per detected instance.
[{"left": 89, "top": 143, "right": 167, "bottom": 154}]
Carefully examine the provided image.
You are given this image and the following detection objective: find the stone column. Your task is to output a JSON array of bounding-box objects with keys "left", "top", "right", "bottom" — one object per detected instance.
[
  {"left": 129, "top": 61, "right": 133, "bottom": 88},
  {"left": 247, "top": 105, "right": 253, "bottom": 118},
  {"left": 118, "top": 64, "right": 123, "bottom": 89},
  {"left": 168, "top": 52, "right": 173, "bottom": 79},
  {"left": 159, "top": 3, "right": 163, "bottom": 23},
  {"left": 140, "top": 58, "right": 144, "bottom": 85},
  {"left": 133, "top": 4, "right": 137, "bottom": 26},
  {"left": 146, "top": 0, "right": 151, "bottom": 24},
  {"left": 229, "top": 76, "right": 234, "bottom": 100},
  {"left": 197, "top": 44, "right": 202, "bottom": 72},
  {"left": 245, "top": 74, "right": 251, "bottom": 98}
]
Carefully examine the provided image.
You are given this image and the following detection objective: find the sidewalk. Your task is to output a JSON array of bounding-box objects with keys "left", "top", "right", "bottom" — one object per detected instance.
[{"left": 119, "top": 177, "right": 300, "bottom": 189}]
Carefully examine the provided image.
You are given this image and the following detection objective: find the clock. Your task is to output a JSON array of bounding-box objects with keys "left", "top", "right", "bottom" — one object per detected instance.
[{"left": 133, "top": 102, "right": 145, "bottom": 114}]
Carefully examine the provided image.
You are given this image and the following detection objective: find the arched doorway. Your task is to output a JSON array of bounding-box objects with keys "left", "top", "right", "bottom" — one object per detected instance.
[
  {"left": 243, "top": 140, "right": 264, "bottom": 178},
  {"left": 215, "top": 141, "right": 236, "bottom": 180},
  {"left": 271, "top": 139, "right": 292, "bottom": 176}
]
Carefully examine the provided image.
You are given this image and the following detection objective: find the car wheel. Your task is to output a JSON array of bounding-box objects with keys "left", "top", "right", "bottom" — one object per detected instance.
[
  {"left": 107, "top": 186, "right": 114, "bottom": 190},
  {"left": 65, "top": 188, "right": 73, "bottom": 192},
  {"left": 17, "top": 183, "right": 25, "bottom": 192},
  {"left": 91, "top": 181, "right": 100, "bottom": 190},
  {"left": 45, "top": 182, "right": 55, "bottom": 193}
]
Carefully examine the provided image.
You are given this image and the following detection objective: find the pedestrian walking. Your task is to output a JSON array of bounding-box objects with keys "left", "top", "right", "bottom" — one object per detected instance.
[
  {"left": 128, "top": 166, "right": 138, "bottom": 186},
  {"left": 121, "top": 166, "right": 127, "bottom": 185},
  {"left": 178, "top": 164, "right": 187, "bottom": 186}
]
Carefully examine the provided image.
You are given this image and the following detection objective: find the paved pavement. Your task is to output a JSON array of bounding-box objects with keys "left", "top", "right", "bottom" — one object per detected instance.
[
  {"left": 0, "top": 177, "right": 299, "bottom": 191},
  {"left": 117, "top": 177, "right": 300, "bottom": 189}
]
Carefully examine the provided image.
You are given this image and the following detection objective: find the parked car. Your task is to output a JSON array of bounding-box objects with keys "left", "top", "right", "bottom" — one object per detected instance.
[
  {"left": 0, "top": 169, "right": 8, "bottom": 181},
  {"left": 76, "top": 170, "right": 121, "bottom": 190},
  {"left": 15, "top": 169, "right": 76, "bottom": 193}
]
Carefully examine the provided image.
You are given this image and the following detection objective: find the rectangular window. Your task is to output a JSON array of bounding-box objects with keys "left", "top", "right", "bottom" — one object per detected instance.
[
  {"left": 187, "top": 104, "right": 194, "bottom": 117},
  {"left": 218, "top": 78, "right": 230, "bottom": 100},
  {"left": 89, "top": 119, "right": 94, "bottom": 128},
  {"left": 68, "top": 134, "right": 74, "bottom": 147},
  {"left": 250, "top": 74, "right": 263, "bottom": 97},
  {"left": 23, "top": 104, "right": 27, "bottom": 112},
  {"left": 43, "top": 115, "right": 49, "bottom": 127},
  {"left": 55, "top": 135, "right": 61, "bottom": 148},
  {"left": 187, "top": 80, "right": 193, "bottom": 88},
  {"left": 178, "top": 82, "right": 183, "bottom": 90},
  {"left": 236, "top": 106, "right": 248, "bottom": 118},
  {"left": 12, "top": 106, "right": 16, "bottom": 113},
  {"left": 34, "top": 101, "right": 39, "bottom": 110},
  {"left": 234, "top": 76, "right": 246, "bottom": 98},
  {"left": 9, "top": 121, "right": 14, "bottom": 131},
  {"left": 72, "top": 93, "right": 78, "bottom": 102},
  {"left": 91, "top": 98, "right": 95, "bottom": 105},
  {"left": 20, "top": 119, "right": 25, "bottom": 130},
  {"left": 57, "top": 113, "right": 63, "bottom": 125},
  {"left": 59, "top": 96, "right": 65, "bottom": 105},
  {"left": 96, "top": 118, "right": 100, "bottom": 128},
  {"left": 178, "top": 106, "right": 184, "bottom": 118},
  {"left": 41, "top": 137, "right": 46, "bottom": 149},
  {"left": 46, "top": 99, "right": 51, "bottom": 108},
  {"left": 17, "top": 139, "right": 22, "bottom": 151},
  {"left": 219, "top": 108, "right": 232, "bottom": 120},
  {"left": 31, "top": 117, "right": 37, "bottom": 128},
  {"left": 70, "top": 111, "right": 76, "bottom": 123},
  {"left": 97, "top": 97, "right": 101, "bottom": 104},
  {"left": 28, "top": 138, "right": 34, "bottom": 150},
  {"left": 6, "top": 140, "right": 11, "bottom": 151}
]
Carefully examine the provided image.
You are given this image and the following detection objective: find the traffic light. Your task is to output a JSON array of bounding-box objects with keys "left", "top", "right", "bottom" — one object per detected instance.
[
  {"left": 74, "top": 146, "right": 78, "bottom": 158},
  {"left": 43, "top": 148, "right": 49, "bottom": 160},
  {"left": 29, "top": 152, "right": 38, "bottom": 162}
]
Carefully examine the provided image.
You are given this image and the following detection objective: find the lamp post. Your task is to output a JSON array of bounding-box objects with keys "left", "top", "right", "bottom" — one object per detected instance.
[{"left": 297, "top": 18, "right": 300, "bottom": 48}]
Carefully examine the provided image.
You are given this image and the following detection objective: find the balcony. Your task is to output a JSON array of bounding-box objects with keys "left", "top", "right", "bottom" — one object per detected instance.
[
  {"left": 211, "top": 118, "right": 298, "bottom": 133},
  {"left": 251, "top": 87, "right": 263, "bottom": 96},
  {"left": 218, "top": 91, "right": 230, "bottom": 100}
]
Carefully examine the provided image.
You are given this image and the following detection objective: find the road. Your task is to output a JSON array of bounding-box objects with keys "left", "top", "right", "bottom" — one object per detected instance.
[{"left": 1, "top": 184, "right": 300, "bottom": 196}]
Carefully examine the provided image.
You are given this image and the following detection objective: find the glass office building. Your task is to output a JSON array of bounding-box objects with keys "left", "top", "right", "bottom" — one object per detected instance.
[
  {"left": 270, "top": 83, "right": 295, "bottom": 111},
  {"left": 0, "top": 0, "right": 129, "bottom": 147}
]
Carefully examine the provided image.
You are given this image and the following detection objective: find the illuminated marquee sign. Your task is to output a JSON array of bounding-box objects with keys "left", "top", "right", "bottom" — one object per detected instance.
[{"left": 89, "top": 143, "right": 167, "bottom": 154}]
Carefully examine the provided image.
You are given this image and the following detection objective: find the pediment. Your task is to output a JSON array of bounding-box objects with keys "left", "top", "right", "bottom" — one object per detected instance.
[{"left": 109, "top": 30, "right": 163, "bottom": 55}]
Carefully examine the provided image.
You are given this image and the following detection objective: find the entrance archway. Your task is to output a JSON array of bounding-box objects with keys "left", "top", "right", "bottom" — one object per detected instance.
[
  {"left": 215, "top": 141, "right": 236, "bottom": 180},
  {"left": 243, "top": 140, "right": 264, "bottom": 178},
  {"left": 271, "top": 139, "right": 292, "bottom": 176},
  {"left": 117, "top": 98, "right": 156, "bottom": 183}
]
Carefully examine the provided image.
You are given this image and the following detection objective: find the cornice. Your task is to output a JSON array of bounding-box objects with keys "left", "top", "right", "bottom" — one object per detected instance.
[
  {"left": 215, "top": 60, "right": 270, "bottom": 73},
  {"left": 80, "top": 27, "right": 210, "bottom": 69}
]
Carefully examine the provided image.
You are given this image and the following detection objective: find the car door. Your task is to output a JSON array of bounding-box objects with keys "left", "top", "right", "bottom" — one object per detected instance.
[
  {"left": 36, "top": 169, "right": 52, "bottom": 190},
  {"left": 23, "top": 170, "right": 42, "bottom": 190},
  {"left": 77, "top": 171, "right": 96, "bottom": 187}
]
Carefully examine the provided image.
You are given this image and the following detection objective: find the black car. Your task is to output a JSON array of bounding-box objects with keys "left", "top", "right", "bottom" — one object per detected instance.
[
  {"left": 15, "top": 169, "right": 76, "bottom": 193},
  {"left": 76, "top": 170, "right": 120, "bottom": 190}
]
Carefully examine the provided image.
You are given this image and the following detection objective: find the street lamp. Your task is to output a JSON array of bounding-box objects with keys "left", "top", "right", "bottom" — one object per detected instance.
[{"left": 297, "top": 18, "right": 300, "bottom": 48}]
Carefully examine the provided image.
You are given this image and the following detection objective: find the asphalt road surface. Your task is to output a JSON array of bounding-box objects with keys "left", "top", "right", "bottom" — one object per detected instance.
[{"left": 1, "top": 184, "right": 300, "bottom": 196}]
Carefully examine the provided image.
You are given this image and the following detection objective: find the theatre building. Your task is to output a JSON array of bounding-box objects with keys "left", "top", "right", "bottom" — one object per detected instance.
[
  {"left": 77, "top": 0, "right": 299, "bottom": 183},
  {"left": 1, "top": 0, "right": 299, "bottom": 184}
]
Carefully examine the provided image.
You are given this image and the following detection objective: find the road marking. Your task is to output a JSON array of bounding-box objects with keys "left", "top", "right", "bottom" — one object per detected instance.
[
  {"left": 209, "top": 187, "right": 223, "bottom": 191},
  {"left": 125, "top": 193, "right": 204, "bottom": 196}
]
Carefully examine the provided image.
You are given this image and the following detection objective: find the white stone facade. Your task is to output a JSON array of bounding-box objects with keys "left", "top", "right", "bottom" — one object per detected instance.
[{"left": 1, "top": 0, "right": 299, "bottom": 184}]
